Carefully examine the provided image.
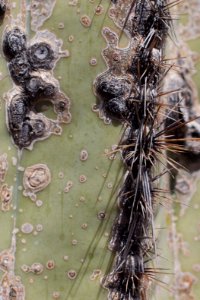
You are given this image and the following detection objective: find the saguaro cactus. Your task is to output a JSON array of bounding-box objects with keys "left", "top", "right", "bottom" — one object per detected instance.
[{"left": 0, "top": 1, "right": 200, "bottom": 300}]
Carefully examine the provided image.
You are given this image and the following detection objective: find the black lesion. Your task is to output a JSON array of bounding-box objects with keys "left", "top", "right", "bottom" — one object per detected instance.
[
  {"left": 8, "top": 95, "right": 31, "bottom": 148},
  {"left": 3, "top": 26, "right": 69, "bottom": 149},
  {"left": 103, "top": 98, "right": 129, "bottom": 121},
  {"left": 56, "top": 100, "right": 67, "bottom": 112},
  {"left": 94, "top": 73, "right": 134, "bottom": 123},
  {"left": 8, "top": 52, "right": 31, "bottom": 85},
  {"left": 24, "top": 77, "right": 57, "bottom": 99},
  {"left": 95, "top": 76, "right": 129, "bottom": 101},
  {"left": 0, "top": 0, "right": 6, "bottom": 23},
  {"left": 3, "top": 27, "right": 27, "bottom": 61},
  {"left": 9, "top": 285, "right": 17, "bottom": 300},
  {"left": 94, "top": 6, "right": 164, "bottom": 125},
  {"left": 8, "top": 95, "right": 29, "bottom": 131},
  {"left": 103, "top": 253, "right": 144, "bottom": 300},
  {"left": 7, "top": 94, "right": 47, "bottom": 148},
  {"left": 27, "top": 42, "right": 56, "bottom": 71}
]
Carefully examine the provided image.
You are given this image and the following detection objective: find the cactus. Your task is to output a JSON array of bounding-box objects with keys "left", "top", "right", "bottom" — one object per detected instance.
[
  {"left": 0, "top": 1, "right": 123, "bottom": 299},
  {"left": 0, "top": 1, "right": 200, "bottom": 300}
]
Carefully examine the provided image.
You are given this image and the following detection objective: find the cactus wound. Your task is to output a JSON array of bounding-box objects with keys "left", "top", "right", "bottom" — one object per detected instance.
[
  {"left": 0, "top": 227, "right": 25, "bottom": 300},
  {"left": 23, "top": 164, "right": 51, "bottom": 201},
  {"left": 4, "top": 26, "right": 71, "bottom": 149}
]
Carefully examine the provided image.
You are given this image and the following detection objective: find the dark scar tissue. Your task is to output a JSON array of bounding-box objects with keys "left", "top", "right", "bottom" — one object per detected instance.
[
  {"left": 0, "top": 0, "right": 6, "bottom": 19},
  {"left": 3, "top": 26, "right": 71, "bottom": 149}
]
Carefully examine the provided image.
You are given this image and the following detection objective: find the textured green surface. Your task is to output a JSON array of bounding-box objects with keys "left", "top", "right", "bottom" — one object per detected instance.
[{"left": 0, "top": 1, "right": 124, "bottom": 299}]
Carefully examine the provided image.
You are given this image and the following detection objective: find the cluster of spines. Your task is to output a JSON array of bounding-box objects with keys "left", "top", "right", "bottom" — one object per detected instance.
[{"left": 95, "top": 1, "right": 173, "bottom": 299}]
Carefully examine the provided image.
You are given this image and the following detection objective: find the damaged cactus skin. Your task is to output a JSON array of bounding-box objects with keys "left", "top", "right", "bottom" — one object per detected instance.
[
  {"left": 0, "top": 1, "right": 200, "bottom": 300},
  {"left": 3, "top": 26, "right": 71, "bottom": 149}
]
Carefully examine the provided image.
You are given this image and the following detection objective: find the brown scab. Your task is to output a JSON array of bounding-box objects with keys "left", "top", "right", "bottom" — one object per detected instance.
[
  {"left": 90, "top": 58, "right": 97, "bottom": 66},
  {"left": 21, "top": 264, "right": 30, "bottom": 273},
  {"left": 79, "top": 175, "right": 87, "bottom": 183},
  {"left": 0, "top": 153, "right": 8, "bottom": 183},
  {"left": 0, "top": 250, "right": 15, "bottom": 272},
  {"left": 107, "top": 0, "right": 139, "bottom": 37},
  {"left": 81, "top": 223, "right": 88, "bottom": 230},
  {"left": 80, "top": 15, "right": 91, "bottom": 28},
  {"left": 93, "top": 22, "right": 138, "bottom": 125},
  {"left": 30, "top": 263, "right": 44, "bottom": 275},
  {"left": 67, "top": 270, "right": 77, "bottom": 280},
  {"left": 46, "top": 260, "right": 55, "bottom": 270},
  {"left": 90, "top": 269, "right": 102, "bottom": 281},
  {"left": 97, "top": 211, "right": 106, "bottom": 220},
  {"left": 23, "top": 164, "right": 51, "bottom": 200},
  {"left": 176, "top": 272, "right": 197, "bottom": 295},
  {"left": 91, "top": 103, "right": 99, "bottom": 113},
  {"left": 0, "top": 273, "right": 25, "bottom": 299},
  {"left": 0, "top": 184, "right": 13, "bottom": 212},
  {"left": 58, "top": 22, "right": 64, "bottom": 29},
  {"left": 80, "top": 149, "right": 88, "bottom": 161},
  {"left": 94, "top": 5, "right": 104, "bottom": 15}
]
